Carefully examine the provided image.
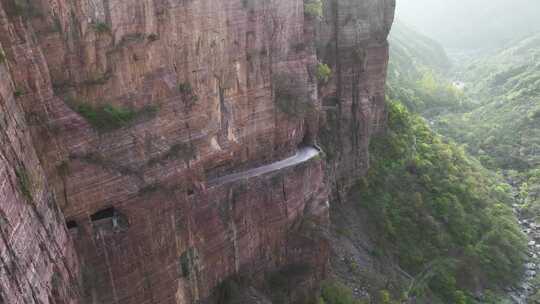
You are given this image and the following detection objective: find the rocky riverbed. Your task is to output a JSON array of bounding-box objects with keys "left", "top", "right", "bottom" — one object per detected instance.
[{"left": 507, "top": 203, "right": 540, "bottom": 304}]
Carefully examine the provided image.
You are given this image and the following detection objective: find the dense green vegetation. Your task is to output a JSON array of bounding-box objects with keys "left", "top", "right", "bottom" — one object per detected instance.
[
  {"left": 355, "top": 101, "right": 526, "bottom": 303},
  {"left": 319, "top": 21, "right": 535, "bottom": 304},
  {"left": 514, "top": 169, "right": 540, "bottom": 219},
  {"left": 92, "top": 22, "right": 111, "bottom": 34},
  {"left": 387, "top": 22, "right": 471, "bottom": 115},
  {"left": 318, "top": 282, "right": 366, "bottom": 304},
  {"left": 389, "top": 22, "right": 451, "bottom": 74},
  {"left": 304, "top": 0, "right": 323, "bottom": 19},
  {"left": 435, "top": 33, "right": 540, "bottom": 172},
  {"left": 431, "top": 34, "right": 540, "bottom": 219},
  {"left": 316, "top": 63, "right": 332, "bottom": 84},
  {"left": 73, "top": 102, "right": 158, "bottom": 132},
  {"left": 459, "top": 34, "right": 540, "bottom": 100}
]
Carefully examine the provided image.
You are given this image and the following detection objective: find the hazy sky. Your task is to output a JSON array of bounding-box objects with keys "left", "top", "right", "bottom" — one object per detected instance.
[{"left": 395, "top": 0, "right": 540, "bottom": 49}]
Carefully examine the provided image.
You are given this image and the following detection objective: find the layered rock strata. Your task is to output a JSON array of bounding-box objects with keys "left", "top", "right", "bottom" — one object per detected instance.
[
  {"left": 318, "top": 0, "right": 395, "bottom": 195},
  {"left": 0, "top": 0, "right": 395, "bottom": 302},
  {"left": 0, "top": 38, "right": 80, "bottom": 303}
]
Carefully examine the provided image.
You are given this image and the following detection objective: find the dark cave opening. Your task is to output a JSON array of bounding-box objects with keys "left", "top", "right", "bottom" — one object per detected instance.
[{"left": 90, "top": 207, "right": 116, "bottom": 222}]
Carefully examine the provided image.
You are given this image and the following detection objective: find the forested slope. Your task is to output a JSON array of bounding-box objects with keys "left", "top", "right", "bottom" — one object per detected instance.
[
  {"left": 355, "top": 99, "right": 526, "bottom": 303},
  {"left": 387, "top": 22, "right": 470, "bottom": 115},
  {"left": 434, "top": 34, "right": 540, "bottom": 220},
  {"left": 345, "top": 23, "right": 531, "bottom": 303},
  {"left": 436, "top": 33, "right": 540, "bottom": 171},
  {"left": 318, "top": 14, "right": 534, "bottom": 304}
]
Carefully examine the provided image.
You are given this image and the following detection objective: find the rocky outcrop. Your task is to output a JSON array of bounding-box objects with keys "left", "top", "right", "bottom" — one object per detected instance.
[
  {"left": 0, "top": 0, "right": 394, "bottom": 303},
  {"left": 318, "top": 0, "right": 395, "bottom": 195}
]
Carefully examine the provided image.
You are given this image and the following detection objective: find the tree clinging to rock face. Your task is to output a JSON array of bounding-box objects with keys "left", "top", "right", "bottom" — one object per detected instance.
[
  {"left": 0, "top": 47, "right": 5, "bottom": 64},
  {"left": 304, "top": 0, "right": 323, "bottom": 19},
  {"left": 316, "top": 63, "right": 332, "bottom": 84}
]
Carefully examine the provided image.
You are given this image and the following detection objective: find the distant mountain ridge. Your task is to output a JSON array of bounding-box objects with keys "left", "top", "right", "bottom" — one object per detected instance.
[
  {"left": 436, "top": 32, "right": 540, "bottom": 171},
  {"left": 396, "top": 0, "right": 540, "bottom": 49},
  {"left": 389, "top": 21, "right": 451, "bottom": 77},
  {"left": 387, "top": 21, "right": 469, "bottom": 115}
]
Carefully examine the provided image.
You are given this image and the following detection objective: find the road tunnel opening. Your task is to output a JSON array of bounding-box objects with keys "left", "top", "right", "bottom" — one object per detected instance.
[{"left": 300, "top": 129, "right": 315, "bottom": 148}]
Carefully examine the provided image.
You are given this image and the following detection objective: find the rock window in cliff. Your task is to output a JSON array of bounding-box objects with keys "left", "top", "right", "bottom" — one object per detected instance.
[
  {"left": 66, "top": 220, "right": 78, "bottom": 229},
  {"left": 66, "top": 220, "right": 79, "bottom": 236},
  {"left": 90, "top": 207, "right": 128, "bottom": 231}
]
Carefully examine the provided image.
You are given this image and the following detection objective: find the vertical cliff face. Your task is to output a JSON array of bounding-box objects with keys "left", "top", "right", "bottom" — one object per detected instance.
[
  {"left": 0, "top": 73, "right": 79, "bottom": 304},
  {"left": 0, "top": 0, "right": 394, "bottom": 303},
  {"left": 318, "top": 0, "right": 395, "bottom": 195},
  {"left": 0, "top": 4, "right": 80, "bottom": 302}
]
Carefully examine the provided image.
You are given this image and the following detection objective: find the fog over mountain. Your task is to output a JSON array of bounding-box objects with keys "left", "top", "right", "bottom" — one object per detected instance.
[{"left": 396, "top": 0, "right": 540, "bottom": 49}]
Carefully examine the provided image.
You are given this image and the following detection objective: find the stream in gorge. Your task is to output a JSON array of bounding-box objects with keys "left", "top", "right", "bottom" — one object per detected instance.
[{"left": 508, "top": 182, "right": 539, "bottom": 304}]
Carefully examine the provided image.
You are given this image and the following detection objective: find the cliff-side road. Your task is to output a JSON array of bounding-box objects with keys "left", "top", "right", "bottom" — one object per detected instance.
[{"left": 208, "top": 147, "right": 320, "bottom": 187}]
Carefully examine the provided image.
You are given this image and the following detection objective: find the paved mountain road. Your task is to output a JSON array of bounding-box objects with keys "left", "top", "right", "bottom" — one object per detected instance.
[{"left": 208, "top": 147, "right": 320, "bottom": 187}]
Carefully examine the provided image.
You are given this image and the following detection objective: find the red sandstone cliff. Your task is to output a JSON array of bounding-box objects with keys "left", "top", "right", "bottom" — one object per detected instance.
[
  {"left": 0, "top": 16, "right": 80, "bottom": 303},
  {"left": 318, "top": 0, "right": 395, "bottom": 197},
  {"left": 0, "top": 0, "right": 394, "bottom": 303}
]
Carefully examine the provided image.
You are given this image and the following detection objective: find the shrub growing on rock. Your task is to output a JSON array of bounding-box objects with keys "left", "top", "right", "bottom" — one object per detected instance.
[
  {"left": 72, "top": 101, "right": 158, "bottom": 132},
  {"left": 147, "top": 33, "right": 159, "bottom": 42},
  {"left": 316, "top": 63, "right": 332, "bottom": 83},
  {"left": 77, "top": 103, "right": 135, "bottom": 131},
  {"left": 304, "top": 0, "right": 323, "bottom": 19},
  {"left": 13, "top": 89, "right": 23, "bottom": 97},
  {"left": 92, "top": 22, "right": 110, "bottom": 34},
  {"left": 179, "top": 82, "right": 199, "bottom": 109},
  {"left": 178, "top": 82, "right": 193, "bottom": 94},
  {"left": 16, "top": 168, "right": 32, "bottom": 200},
  {"left": 0, "top": 48, "right": 5, "bottom": 64},
  {"left": 320, "top": 281, "right": 366, "bottom": 304}
]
